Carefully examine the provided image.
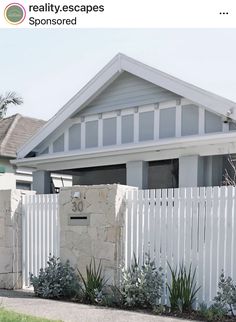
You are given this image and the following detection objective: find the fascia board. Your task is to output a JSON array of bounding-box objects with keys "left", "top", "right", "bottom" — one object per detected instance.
[
  {"left": 12, "top": 131, "right": 236, "bottom": 168},
  {"left": 121, "top": 55, "right": 236, "bottom": 120}
]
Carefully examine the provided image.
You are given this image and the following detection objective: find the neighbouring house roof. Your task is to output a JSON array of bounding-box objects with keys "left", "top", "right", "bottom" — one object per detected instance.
[
  {"left": 16, "top": 53, "right": 236, "bottom": 160},
  {"left": 0, "top": 114, "right": 46, "bottom": 158}
]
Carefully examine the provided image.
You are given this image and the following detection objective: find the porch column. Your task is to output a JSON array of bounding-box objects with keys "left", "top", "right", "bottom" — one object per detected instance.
[
  {"left": 32, "top": 170, "right": 51, "bottom": 194},
  {"left": 179, "top": 155, "right": 204, "bottom": 187},
  {"left": 204, "top": 155, "right": 223, "bottom": 186},
  {"left": 126, "top": 161, "right": 148, "bottom": 189}
]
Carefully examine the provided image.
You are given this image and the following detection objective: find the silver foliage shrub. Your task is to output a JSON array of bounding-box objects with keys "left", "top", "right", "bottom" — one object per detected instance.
[
  {"left": 30, "top": 256, "right": 80, "bottom": 299},
  {"left": 214, "top": 271, "right": 236, "bottom": 316},
  {"left": 121, "top": 254, "right": 163, "bottom": 309}
]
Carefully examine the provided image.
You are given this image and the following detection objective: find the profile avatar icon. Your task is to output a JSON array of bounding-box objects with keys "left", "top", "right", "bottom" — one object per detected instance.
[{"left": 4, "top": 3, "right": 26, "bottom": 25}]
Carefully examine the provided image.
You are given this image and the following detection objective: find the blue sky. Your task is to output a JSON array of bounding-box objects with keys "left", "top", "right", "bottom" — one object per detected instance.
[{"left": 1, "top": 29, "right": 236, "bottom": 121}]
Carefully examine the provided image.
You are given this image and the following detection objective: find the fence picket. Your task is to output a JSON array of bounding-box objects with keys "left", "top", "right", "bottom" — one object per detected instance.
[
  {"left": 155, "top": 190, "right": 161, "bottom": 267},
  {"left": 205, "top": 187, "right": 212, "bottom": 303},
  {"left": 172, "top": 188, "right": 180, "bottom": 268},
  {"left": 125, "top": 186, "right": 236, "bottom": 307},
  {"left": 211, "top": 187, "right": 219, "bottom": 303},
  {"left": 22, "top": 194, "right": 59, "bottom": 288}
]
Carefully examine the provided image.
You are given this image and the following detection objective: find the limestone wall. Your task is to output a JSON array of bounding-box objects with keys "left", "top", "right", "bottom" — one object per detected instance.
[
  {"left": 59, "top": 184, "right": 136, "bottom": 284},
  {"left": 0, "top": 189, "right": 34, "bottom": 289}
]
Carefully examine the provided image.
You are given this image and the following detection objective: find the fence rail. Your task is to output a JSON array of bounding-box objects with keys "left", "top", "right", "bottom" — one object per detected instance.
[
  {"left": 22, "top": 194, "right": 59, "bottom": 287},
  {"left": 125, "top": 186, "right": 236, "bottom": 306}
]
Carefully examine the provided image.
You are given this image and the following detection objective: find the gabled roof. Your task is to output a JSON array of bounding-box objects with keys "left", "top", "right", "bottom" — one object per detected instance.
[
  {"left": 0, "top": 114, "right": 46, "bottom": 158},
  {"left": 17, "top": 53, "right": 236, "bottom": 159}
]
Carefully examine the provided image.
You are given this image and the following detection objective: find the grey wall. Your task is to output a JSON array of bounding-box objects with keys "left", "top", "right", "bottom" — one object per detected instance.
[
  {"left": 103, "top": 118, "right": 117, "bottom": 146},
  {"left": 229, "top": 122, "right": 236, "bottom": 131},
  {"left": 40, "top": 147, "right": 49, "bottom": 155},
  {"left": 69, "top": 123, "right": 81, "bottom": 150},
  {"left": 72, "top": 165, "right": 126, "bottom": 185},
  {"left": 53, "top": 134, "right": 64, "bottom": 153},
  {"left": 181, "top": 104, "right": 199, "bottom": 136},
  {"left": 159, "top": 107, "right": 176, "bottom": 139},
  {"left": 139, "top": 111, "right": 154, "bottom": 141},
  {"left": 122, "top": 114, "right": 134, "bottom": 144},
  {"left": 86, "top": 120, "right": 98, "bottom": 148},
  {"left": 205, "top": 111, "right": 222, "bottom": 133},
  {"left": 33, "top": 170, "right": 51, "bottom": 194},
  {"left": 79, "top": 72, "right": 180, "bottom": 116}
]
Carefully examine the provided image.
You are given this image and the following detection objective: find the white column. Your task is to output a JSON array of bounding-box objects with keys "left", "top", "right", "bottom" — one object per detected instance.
[
  {"left": 176, "top": 101, "right": 182, "bottom": 137},
  {"left": 126, "top": 160, "right": 148, "bottom": 189},
  {"left": 199, "top": 106, "right": 205, "bottom": 135},
  {"left": 98, "top": 114, "right": 103, "bottom": 148},
  {"left": 64, "top": 129, "right": 69, "bottom": 152},
  {"left": 117, "top": 111, "right": 121, "bottom": 145},
  {"left": 179, "top": 155, "right": 204, "bottom": 187},
  {"left": 154, "top": 104, "right": 160, "bottom": 140},
  {"left": 81, "top": 119, "right": 85, "bottom": 150},
  {"left": 134, "top": 108, "right": 139, "bottom": 143}
]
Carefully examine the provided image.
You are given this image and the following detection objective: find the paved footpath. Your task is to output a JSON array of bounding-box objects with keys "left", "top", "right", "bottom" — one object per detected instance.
[{"left": 0, "top": 290, "right": 196, "bottom": 322}]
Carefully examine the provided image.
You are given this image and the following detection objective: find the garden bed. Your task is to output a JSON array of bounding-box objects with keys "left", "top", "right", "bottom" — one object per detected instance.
[{"left": 30, "top": 256, "right": 236, "bottom": 322}]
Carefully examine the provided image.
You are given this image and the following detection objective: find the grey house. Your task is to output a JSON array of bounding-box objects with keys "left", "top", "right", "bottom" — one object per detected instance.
[{"left": 13, "top": 54, "right": 236, "bottom": 193}]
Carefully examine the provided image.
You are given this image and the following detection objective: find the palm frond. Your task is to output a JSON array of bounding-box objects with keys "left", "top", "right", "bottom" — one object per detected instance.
[{"left": 0, "top": 91, "right": 23, "bottom": 118}]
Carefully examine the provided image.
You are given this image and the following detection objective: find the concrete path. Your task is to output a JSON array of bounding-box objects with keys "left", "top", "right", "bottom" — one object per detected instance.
[{"left": 0, "top": 290, "right": 196, "bottom": 322}]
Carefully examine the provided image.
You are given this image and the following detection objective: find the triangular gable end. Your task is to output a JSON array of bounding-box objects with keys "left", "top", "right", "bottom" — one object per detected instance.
[
  {"left": 17, "top": 53, "right": 236, "bottom": 159},
  {"left": 76, "top": 72, "right": 181, "bottom": 117}
]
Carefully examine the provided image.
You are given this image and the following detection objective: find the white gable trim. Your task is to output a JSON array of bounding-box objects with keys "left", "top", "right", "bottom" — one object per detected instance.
[{"left": 17, "top": 53, "right": 236, "bottom": 159}]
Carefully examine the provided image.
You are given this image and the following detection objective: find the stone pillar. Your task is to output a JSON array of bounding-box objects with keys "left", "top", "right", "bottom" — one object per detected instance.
[
  {"left": 59, "top": 184, "right": 136, "bottom": 285},
  {"left": 179, "top": 155, "right": 204, "bottom": 187},
  {"left": 126, "top": 160, "right": 148, "bottom": 189},
  {"left": 33, "top": 170, "right": 51, "bottom": 194},
  {"left": 0, "top": 190, "right": 34, "bottom": 289}
]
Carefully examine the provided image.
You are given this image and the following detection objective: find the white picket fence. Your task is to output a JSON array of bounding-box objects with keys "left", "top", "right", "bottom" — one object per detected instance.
[
  {"left": 22, "top": 194, "right": 60, "bottom": 287},
  {"left": 125, "top": 186, "right": 236, "bottom": 306}
]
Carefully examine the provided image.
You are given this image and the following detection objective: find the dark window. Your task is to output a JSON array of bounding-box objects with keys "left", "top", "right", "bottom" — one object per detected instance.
[
  {"left": 16, "top": 182, "right": 32, "bottom": 190},
  {"left": 148, "top": 159, "right": 179, "bottom": 189}
]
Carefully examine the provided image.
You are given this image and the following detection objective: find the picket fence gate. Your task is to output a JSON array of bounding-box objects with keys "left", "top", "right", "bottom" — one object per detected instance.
[
  {"left": 22, "top": 194, "right": 60, "bottom": 287},
  {"left": 125, "top": 186, "right": 236, "bottom": 306}
]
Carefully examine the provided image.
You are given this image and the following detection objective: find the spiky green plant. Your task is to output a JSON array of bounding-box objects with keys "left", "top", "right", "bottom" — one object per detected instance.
[
  {"left": 167, "top": 262, "right": 200, "bottom": 312},
  {"left": 78, "top": 257, "right": 107, "bottom": 304}
]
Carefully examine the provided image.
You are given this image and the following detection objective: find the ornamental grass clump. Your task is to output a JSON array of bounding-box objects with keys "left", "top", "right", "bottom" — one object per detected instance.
[
  {"left": 77, "top": 257, "right": 108, "bottom": 304},
  {"left": 30, "top": 256, "right": 80, "bottom": 299},
  {"left": 121, "top": 254, "right": 163, "bottom": 309},
  {"left": 167, "top": 262, "right": 200, "bottom": 312}
]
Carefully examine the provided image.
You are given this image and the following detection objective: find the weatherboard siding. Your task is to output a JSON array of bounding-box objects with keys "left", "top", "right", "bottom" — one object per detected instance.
[{"left": 79, "top": 72, "right": 180, "bottom": 116}]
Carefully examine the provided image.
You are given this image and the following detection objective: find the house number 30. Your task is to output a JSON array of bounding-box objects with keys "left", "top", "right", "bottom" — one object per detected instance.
[{"left": 72, "top": 200, "right": 84, "bottom": 212}]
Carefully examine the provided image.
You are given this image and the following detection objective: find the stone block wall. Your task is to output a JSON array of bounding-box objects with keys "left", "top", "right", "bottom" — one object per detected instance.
[
  {"left": 59, "top": 184, "right": 136, "bottom": 285},
  {"left": 0, "top": 189, "right": 34, "bottom": 289}
]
